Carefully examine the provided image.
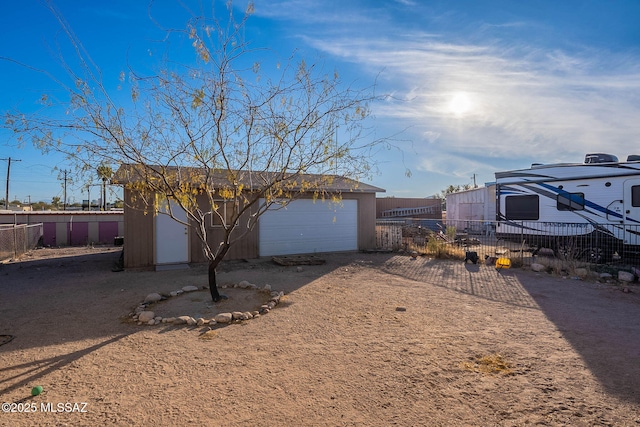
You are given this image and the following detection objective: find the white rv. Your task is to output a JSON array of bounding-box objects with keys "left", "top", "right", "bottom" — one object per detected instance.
[{"left": 494, "top": 154, "right": 640, "bottom": 262}]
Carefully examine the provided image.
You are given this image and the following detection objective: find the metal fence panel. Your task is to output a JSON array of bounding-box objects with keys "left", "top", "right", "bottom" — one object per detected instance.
[
  {"left": 376, "top": 218, "right": 640, "bottom": 268},
  {"left": 0, "top": 223, "right": 43, "bottom": 261}
]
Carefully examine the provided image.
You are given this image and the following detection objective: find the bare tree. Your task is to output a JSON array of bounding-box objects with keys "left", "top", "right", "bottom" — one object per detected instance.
[{"left": 4, "top": 1, "right": 383, "bottom": 301}]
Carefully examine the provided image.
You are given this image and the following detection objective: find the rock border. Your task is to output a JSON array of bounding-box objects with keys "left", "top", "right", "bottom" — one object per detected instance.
[{"left": 129, "top": 280, "right": 285, "bottom": 328}]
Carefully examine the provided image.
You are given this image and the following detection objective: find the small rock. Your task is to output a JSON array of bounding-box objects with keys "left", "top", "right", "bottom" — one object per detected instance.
[
  {"left": 185, "top": 316, "right": 197, "bottom": 326},
  {"left": 252, "top": 311, "right": 260, "bottom": 317},
  {"left": 296, "top": 266, "right": 303, "bottom": 272},
  {"left": 147, "top": 319, "right": 155, "bottom": 325},
  {"left": 530, "top": 263, "right": 546, "bottom": 272},
  {"left": 238, "top": 280, "right": 252, "bottom": 288},
  {"left": 622, "top": 287, "right": 631, "bottom": 293},
  {"left": 144, "top": 293, "right": 163, "bottom": 303},
  {"left": 196, "top": 318, "right": 207, "bottom": 326},
  {"left": 170, "top": 291, "right": 179, "bottom": 297},
  {"left": 231, "top": 311, "right": 244, "bottom": 320},
  {"left": 599, "top": 272, "right": 613, "bottom": 279},
  {"left": 164, "top": 317, "right": 176, "bottom": 324},
  {"left": 396, "top": 306, "right": 407, "bottom": 312},
  {"left": 242, "top": 312, "right": 253, "bottom": 320},
  {"left": 263, "top": 284, "right": 272, "bottom": 291},
  {"left": 618, "top": 271, "right": 635, "bottom": 282},
  {"left": 215, "top": 313, "right": 233, "bottom": 323},
  {"left": 182, "top": 285, "right": 199, "bottom": 292},
  {"left": 138, "top": 311, "right": 155, "bottom": 323},
  {"left": 173, "top": 316, "right": 188, "bottom": 325}
]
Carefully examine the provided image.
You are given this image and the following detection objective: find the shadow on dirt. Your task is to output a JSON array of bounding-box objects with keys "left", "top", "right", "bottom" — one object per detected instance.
[
  {"left": 0, "top": 248, "right": 349, "bottom": 351},
  {"left": 382, "top": 255, "right": 640, "bottom": 405}
]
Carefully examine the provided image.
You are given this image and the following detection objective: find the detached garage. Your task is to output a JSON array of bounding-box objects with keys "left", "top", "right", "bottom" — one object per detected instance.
[
  {"left": 115, "top": 166, "right": 384, "bottom": 270},
  {"left": 259, "top": 199, "right": 358, "bottom": 256}
]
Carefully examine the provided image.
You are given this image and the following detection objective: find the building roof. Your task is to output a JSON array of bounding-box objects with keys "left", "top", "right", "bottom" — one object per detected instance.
[{"left": 112, "top": 164, "right": 385, "bottom": 194}]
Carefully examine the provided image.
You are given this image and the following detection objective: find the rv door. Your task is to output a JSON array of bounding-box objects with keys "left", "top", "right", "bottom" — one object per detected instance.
[{"left": 622, "top": 179, "right": 640, "bottom": 244}]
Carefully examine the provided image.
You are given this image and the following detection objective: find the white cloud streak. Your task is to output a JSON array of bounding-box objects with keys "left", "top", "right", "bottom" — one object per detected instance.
[{"left": 252, "top": 0, "right": 640, "bottom": 193}]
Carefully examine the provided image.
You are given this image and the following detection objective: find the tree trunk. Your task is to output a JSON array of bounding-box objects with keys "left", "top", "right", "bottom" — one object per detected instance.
[{"left": 208, "top": 258, "right": 228, "bottom": 302}]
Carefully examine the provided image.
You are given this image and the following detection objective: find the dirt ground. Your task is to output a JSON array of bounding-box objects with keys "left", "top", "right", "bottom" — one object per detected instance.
[{"left": 1, "top": 246, "right": 639, "bottom": 426}]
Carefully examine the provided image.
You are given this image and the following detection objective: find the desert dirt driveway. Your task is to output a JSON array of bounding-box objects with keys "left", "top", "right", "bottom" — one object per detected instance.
[{"left": 1, "top": 246, "right": 639, "bottom": 426}]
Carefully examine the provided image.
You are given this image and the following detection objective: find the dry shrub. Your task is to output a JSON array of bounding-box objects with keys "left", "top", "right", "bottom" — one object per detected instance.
[
  {"left": 406, "top": 234, "right": 466, "bottom": 260},
  {"left": 461, "top": 353, "right": 514, "bottom": 375}
]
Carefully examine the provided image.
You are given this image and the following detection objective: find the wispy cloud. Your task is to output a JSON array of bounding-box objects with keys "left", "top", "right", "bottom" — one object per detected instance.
[
  {"left": 306, "top": 31, "right": 640, "bottom": 168},
  {"left": 253, "top": 1, "right": 640, "bottom": 192}
]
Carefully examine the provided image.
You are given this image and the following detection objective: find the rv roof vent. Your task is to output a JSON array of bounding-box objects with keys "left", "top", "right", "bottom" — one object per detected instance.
[
  {"left": 585, "top": 153, "right": 619, "bottom": 164},
  {"left": 627, "top": 155, "right": 640, "bottom": 162}
]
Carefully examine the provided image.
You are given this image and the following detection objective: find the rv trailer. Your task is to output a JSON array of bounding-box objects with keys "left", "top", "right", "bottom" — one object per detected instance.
[{"left": 495, "top": 154, "right": 640, "bottom": 262}]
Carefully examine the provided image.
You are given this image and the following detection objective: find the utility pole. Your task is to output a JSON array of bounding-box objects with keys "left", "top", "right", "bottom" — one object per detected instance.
[
  {"left": 62, "top": 170, "right": 68, "bottom": 211},
  {"left": 1, "top": 157, "right": 21, "bottom": 210}
]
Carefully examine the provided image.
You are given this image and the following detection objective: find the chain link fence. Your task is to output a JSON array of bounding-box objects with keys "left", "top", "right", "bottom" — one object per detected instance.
[
  {"left": 0, "top": 223, "right": 43, "bottom": 261},
  {"left": 376, "top": 218, "right": 640, "bottom": 268}
]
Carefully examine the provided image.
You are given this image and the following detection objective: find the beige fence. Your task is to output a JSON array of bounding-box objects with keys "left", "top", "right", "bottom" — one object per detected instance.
[
  {"left": 375, "top": 220, "right": 404, "bottom": 251},
  {"left": 0, "top": 223, "right": 43, "bottom": 261}
]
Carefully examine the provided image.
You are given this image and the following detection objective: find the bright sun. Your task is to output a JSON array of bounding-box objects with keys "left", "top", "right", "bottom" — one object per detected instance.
[{"left": 449, "top": 92, "right": 472, "bottom": 115}]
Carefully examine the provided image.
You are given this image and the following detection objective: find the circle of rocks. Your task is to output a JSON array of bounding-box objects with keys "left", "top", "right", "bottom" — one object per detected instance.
[{"left": 130, "top": 280, "right": 285, "bottom": 328}]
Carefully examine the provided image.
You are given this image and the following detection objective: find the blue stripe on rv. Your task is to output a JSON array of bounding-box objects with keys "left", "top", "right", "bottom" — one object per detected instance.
[{"left": 537, "top": 182, "right": 627, "bottom": 221}]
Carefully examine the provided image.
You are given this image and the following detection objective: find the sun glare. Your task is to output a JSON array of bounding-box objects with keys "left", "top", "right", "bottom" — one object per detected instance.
[{"left": 449, "top": 92, "right": 472, "bottom": 115}]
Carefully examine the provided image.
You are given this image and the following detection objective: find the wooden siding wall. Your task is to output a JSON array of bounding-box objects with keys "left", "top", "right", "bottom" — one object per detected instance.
[
  {"left": 122, "top": 190, "right": 379, "bottom": 268},
  {"left": 189, "top": 194, "right": 258, "bottom": 263},
  {"left": 123, "top": 190, "right": 154, "bottom": 269},
  {"left": 375, "top": 197, "right": 442, "bottom": 219},
  {"left": 355, "top": 193, "right": 377, "bottom": 250}
]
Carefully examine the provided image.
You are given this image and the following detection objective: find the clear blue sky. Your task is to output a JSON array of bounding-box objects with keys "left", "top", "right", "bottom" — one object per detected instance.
[{"left": 2, "top": 0, "right": 640, "bottom": 204}]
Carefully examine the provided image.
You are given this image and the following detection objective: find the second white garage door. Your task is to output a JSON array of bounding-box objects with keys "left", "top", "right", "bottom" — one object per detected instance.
[{"left": 259, "top": 199, "right": 358, "bottom": 256}]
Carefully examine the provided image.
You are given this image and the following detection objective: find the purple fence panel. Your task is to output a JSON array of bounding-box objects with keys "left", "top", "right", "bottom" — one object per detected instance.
[
  {"left": 43, "top": 222, "right": 57, "bottom": 247},
  {"left": 99, "top": 221, "right": 119, "bottom": 244},
  {"left": 68, "top": 222, "right": 89, "bottom": 246}
]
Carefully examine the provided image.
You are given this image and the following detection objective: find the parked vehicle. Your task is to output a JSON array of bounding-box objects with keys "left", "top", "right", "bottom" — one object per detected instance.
[{"left": 495, "top": 154, "right": 640, "bottom": 262}]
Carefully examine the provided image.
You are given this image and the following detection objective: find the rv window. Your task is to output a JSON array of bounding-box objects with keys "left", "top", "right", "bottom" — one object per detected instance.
[
  {"left": 505, "top": 195, "right": 539, "bottom": 220},
  {"left": 632, "top": 186, "right": 640, "bottom": 207},
  {"left": 557, "top": 192, "right": 584, "bottom": 211}
]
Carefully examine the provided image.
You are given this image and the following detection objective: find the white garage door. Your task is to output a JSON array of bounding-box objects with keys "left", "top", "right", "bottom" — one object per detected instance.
[{"left": 259, "top": 199, "right": 358, "bottom": 256}]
